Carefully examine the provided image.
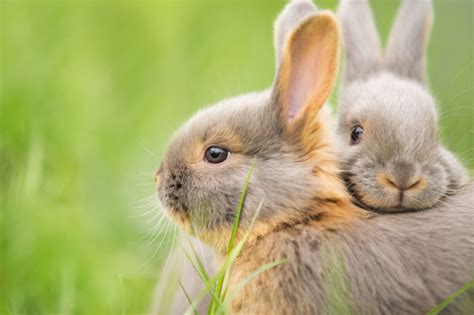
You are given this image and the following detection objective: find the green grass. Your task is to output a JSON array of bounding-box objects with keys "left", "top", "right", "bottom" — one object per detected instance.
[
  {"left": 0, "top": 0, "right": 472, "bottom": 314},
  {"left": 180, "top": 160, "right": 286, "bottom": 315},
  {"left": 208, "top": 159, "right": 255, "bottom": 314},
  {"left": 427, "top": 279, "right": 474, "bottom": 315}
]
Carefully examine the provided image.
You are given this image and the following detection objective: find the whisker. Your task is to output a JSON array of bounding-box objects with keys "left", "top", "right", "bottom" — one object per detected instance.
[
  {"left": 447, "top": 86, "right": 474, "bottom": 102},
  {"left": 139, "top": 170, "right": 156, "bottom": 178},
  {"left": 133, "top": 197, "right": 159, "bottom": 210},
  {"left": 139, "top": 220, "right": 173, "bottom": 269},
  {"left": 135, "top": 182, "right": 155, "bottom": 186},
  {"left": 161, "top": 224, "right": 179, "bottom": 273},
  {"left": 144, "top": 214, "right": 168, "bottom": 247},
  {"left": 128, "top": 203, "right": 161, "bottom": 220},
  {"left": 139, "top": 141, "right": 159, "bottom": 158},
  {"left": 446, "top": 59, "right": 473, "bottom": 88},
  {"left": 129, "top": 194, "right": 156, "bottom": 206}
]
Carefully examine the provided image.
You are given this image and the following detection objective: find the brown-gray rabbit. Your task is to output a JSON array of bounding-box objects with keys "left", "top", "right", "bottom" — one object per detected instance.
[
  {"left": 337, "top": 0, "right": 470, "bottom": 213},
  {"left": 154, "top": 1, "right": 474, "bottom": 313},
  {"left": 153, "top": 2, "right": 322, "bottom": 313}
]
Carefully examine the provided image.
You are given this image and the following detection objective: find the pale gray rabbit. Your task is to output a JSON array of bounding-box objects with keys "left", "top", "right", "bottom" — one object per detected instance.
[
  {"left": 337, "top": 0, "right": 470, "bottom": 213},
  {"left": 153, "top": 1, "right": 474, "bottom": 313}
]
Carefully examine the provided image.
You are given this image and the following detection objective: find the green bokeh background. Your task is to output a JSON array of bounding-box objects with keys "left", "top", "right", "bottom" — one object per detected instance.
[{"left": 1, "top": 0, "right": 472, "bottom": 314}]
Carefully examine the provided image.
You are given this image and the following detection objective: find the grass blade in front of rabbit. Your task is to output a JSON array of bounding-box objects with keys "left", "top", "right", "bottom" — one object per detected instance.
[{"left": 177, "top": 159, "right": 287, "bottom": 314}]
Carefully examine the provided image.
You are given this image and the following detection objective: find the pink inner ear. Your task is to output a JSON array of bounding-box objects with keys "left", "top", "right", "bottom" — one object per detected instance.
[{"left": 287, "top": 35, "right": 323, "bottom": 119}]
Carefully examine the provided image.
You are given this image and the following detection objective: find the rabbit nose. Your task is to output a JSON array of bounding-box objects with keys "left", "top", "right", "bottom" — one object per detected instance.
[
  {"left": 155, "top": 173, "right": 161, "bottom": 187},
  {"left": 391, "top": 161, "right": 415, "bottom": 187},
  {"left": 378, "top": 172, "right": 426, "bottom": 192},
  {"left": 155, "top": 164, "right": 163, "bottom": 187}
]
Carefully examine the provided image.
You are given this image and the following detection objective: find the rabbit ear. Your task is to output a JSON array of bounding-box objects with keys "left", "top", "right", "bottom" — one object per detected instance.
[
  {"left": 273, "top": 0, "right": 318, "bottom": 67},
  {"left": 384, "top": 0, "right": 433, "bottom": 84},
  {"left": 338, "top": 0, "right": 382, "bottom": 82},
  {"left": 272, "top": 12, "right": 340, "bottom": 125}
]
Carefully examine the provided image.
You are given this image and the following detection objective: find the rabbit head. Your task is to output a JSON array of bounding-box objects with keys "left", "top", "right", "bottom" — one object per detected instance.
[
  {"left": 156, "top": 4, "right": 350, "bottom": 251},
  {"left": 337, "top": 0, "right": 468, "bottom": 213}
]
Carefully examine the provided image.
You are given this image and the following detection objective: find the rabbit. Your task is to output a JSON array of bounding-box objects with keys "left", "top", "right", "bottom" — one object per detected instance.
[
  {"left": 155, "top": 1, "right": 474, "bottom": 313},
  {"left": 154, "top": 1, "right": 321, "bottom": 314},
  {"left": 336, "top": 0, "right": 470, "bottom": 213}
]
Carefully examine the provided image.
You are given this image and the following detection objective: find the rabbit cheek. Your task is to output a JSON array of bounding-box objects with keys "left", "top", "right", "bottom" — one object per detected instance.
[
  {"left": 403, "top": 166, "right": 449, "bottom": 209},
  {"left": 358, "top": 180, "right": 398, "bottom": 210},
  {"left": 344, "top": 159, "right": 393, "bottom": 209}
]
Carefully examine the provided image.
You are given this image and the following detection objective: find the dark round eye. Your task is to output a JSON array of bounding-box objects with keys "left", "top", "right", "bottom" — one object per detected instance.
[
  {"left": 350, "top": 125, "right": 364, "bottom": 145},
  {"left": 205, "top": 146, "right": 230, "bottom": 163}
]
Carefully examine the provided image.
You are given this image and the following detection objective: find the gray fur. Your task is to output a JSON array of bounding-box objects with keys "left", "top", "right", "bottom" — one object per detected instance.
[
  {"left": 337, "top": 0, "right": 470, "bottom": 212},
  {"left": 161, "top": 2, "right": 323, "bottom": 312},
  {"left": 385, "top": 0, "right": 433, "bottom": 83},
  {"left": 159, "top": 186, "right": 474, "bottom": 315},
  {"left": 274, "top": 0, "right": 318, "bottom": 66},
  {"left": 338, "top": 0, "right": 382, "bottom": 82},
  {"left": 233, "top": 185, "right": 474, "bottom": 315},
  {"left": 152, "top": 1, "right": 474, "bottom": 314},
  {"left": 158, "top": 88, "right": 322, "bottom": 235},
  {"left": 156, "top": 88, "right": 322, "bottom": 315}
]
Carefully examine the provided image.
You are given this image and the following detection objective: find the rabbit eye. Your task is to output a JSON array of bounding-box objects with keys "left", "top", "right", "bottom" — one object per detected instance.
[
  {"left": 350, "top": 125, "right": 364, "bottom": 145},
  {"left": 205, "top": 146, "right": 230, "bottom": 163}
]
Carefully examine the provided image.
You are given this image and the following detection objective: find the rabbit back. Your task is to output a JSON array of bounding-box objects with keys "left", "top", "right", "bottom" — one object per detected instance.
[{"left": 229, "top": 184, "right": 474, "bottom": 315}]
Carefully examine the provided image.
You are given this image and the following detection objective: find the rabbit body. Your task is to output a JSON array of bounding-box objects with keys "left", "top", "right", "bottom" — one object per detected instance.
[
  {"left": 229, "top": 185, "right": 474, "bottom": 315},
  {"left": 155, "top": 1, "right": 474, "bottom": 314}
]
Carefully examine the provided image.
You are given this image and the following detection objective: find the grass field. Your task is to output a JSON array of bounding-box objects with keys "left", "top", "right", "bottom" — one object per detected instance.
[{"left": 1, "top": 0, "right": 472, "bottom": 314}]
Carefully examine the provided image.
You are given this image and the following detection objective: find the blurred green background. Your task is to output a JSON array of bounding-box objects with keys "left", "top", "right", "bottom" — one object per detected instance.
[{"left": 1, "top": 0, "right": 472, "bottom": 314}]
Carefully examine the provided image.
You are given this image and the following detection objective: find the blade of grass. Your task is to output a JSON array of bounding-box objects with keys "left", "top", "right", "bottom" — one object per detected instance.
[
  {"left": 186, "top": 239, "right": 224, "bottom": 312},
  {"left": 187, "top": 278, "right": 228, "bottom": 315},
  {"left": 183, "top": 283, "right": 219, "bottom": 315},
  {"left": 224, "top": 258, "right": 287, "bottom": 305},
  {"left": 209, "top": 199, "right": 265, "bottom": 314},
  {"left": 321, "top": 244, "right": 352, "bottom": 315},
  {"left": 179, "top": 243, "right": 210, "bottom": 284},
  {"left": 208, "top": 200, "right": 263, "bottom": 310},
  {"left": 219, "top": 200, "right": 263, "bottom": 302},
  {"left": 182, "top": 272, "right": 230, "bottom": 315},
  {"left": 209, "top": 158, "right": 256, "bottom": 314},
  {"left": 187, "top": 240, "right": 211, "bottom": 283},
  {"left": 426, "top": 279, "right": 474, "bottom": 315},
  {"left": 186, "top": 159, "right": 284, "bottom": 315},
  {"left": 179, "top": 281, "right": 199, "bottom": 315},
  {"left": 226, "top": 158, "right": 256, "bottom": 253},
  {"left": 180, "top": 243, "right": 228, "bottom": 314}
]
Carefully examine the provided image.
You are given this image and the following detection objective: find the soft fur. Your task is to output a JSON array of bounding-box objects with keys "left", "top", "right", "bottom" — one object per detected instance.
[
  {"left": 230, "top": 185, "right": 474, "bottom": 314},
  {"left": 337, "top": 0, "right": 470, "bottom": 213},
  {"left": 154, "top": 1, "right": 474, "bottom": 314}
]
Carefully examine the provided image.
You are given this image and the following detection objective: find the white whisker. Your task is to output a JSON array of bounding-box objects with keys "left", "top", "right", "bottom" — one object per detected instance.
[
  {"left": 129, "top": 194, "right": 156, "bottom": 206},
  {"left": 139, "top": 219, "right": 173, "bottom": 270},
  {"left": 139, "top": 141, "right": 159, "bottom": 158},
  {"left": 136, "top": 182, "right": 155, "bottom": 186},
  {"left": 128, "top": 203, "right": 161, "bottom": 219}
]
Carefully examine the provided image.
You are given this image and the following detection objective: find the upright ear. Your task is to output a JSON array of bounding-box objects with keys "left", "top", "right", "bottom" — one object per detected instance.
[
  {"left": 273, "top": 0, "right": 318, "bottom": 67},
  {"left": 384, "top": 0, "right": 433, "bottom": 84},
  {"left": 272, "top": 11, "right": 340, "bottom": 126},
  {"left": 338, "top": 0, "right": 382, "bottom": 83}
]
